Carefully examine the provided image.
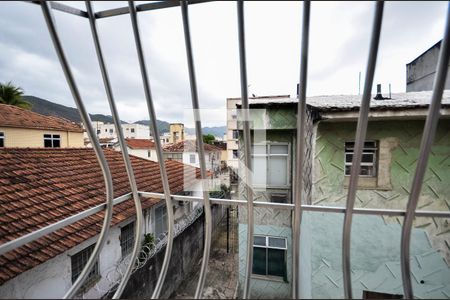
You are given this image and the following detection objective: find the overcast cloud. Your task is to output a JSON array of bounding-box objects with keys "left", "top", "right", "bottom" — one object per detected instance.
[{"left": 0, "top": 1, "right": 447, "bottom": 126}]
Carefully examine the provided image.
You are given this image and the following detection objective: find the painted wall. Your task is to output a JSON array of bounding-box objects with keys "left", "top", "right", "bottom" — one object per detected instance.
[
  {"left": 312, "top": 119, "right": 450, "bottom": 265},
  {"left": 181, "top": 151, "right": 221, "bottom": 172},
  {"left": 299, "top": 212, "right": 450, "bottom": 299},
  {"left": 0, "top": 127, "right": 84, "bottom": 148}
]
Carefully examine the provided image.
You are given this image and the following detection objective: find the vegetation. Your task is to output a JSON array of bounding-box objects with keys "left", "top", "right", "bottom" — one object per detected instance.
[
  {"left": 209, "top": 184, "right": 231, "bottom": 199},
  {"left": 202, "top": 133, "right": 215, "bottom": 144},
  {"left": 138, "top": 233, "right": 155, "bottom": 264},
  {"left": 0, "top": 82, "right": 32, "bottom": 110}
]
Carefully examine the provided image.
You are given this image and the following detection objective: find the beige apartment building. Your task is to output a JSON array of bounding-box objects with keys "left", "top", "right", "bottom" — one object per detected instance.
[
  {"left": 226, "top": 98, "right": 240, "bottom": 169},
  {"left": 0, "top": 104, "right": 84, "bottom": 148}
]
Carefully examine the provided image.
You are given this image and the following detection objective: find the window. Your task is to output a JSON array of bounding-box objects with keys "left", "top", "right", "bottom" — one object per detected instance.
[
  {"left": 131, "top": 128, "right": 135, "bottom": 133},
  {"left": 155, "top": 205, "right": 167, "bottom": 239},
  {"left": 43, "top": 134, "right": 61, "bottom": 148},
  {"left": 190, "top": 154, "right": 196, "bottom": 164},
  {"left": 71, "top": 244, "right": 99, "bottom": 285},
  {"left": 105, "top": 129, "right": 107, "bottom": 132},
  {"left": 232, "top": 130, "right": 239, "bottom": 139},
  {"left": 252, "top": 144, "right": 289, "bottom": 187},
  {"left": 164, "top": 153, "right": 182, "bottom": 162},
  {"left": 148, "top": 150, "right": 151, "bottom": 158},
  {"left": 109, "top": 129, "right": 113, "bottom": 134},
  {"left": 252, "top": 235, "right": 287, "bottom": 280},
  {"left": 232, "top": 150, "right": 239, "bottom": 159},
  {"left": 96, "top": 129, "right": 101, "bottom": 135},
  {"left": 120, "top": 222, "right": 135, "bottom": 257},
  {"left": 0, "top": 132, "right": 4, "bottom": 147},
  {"left": 345, "top": 141, "right": 378, "bottom": 177},
  {"left": 270, "top": 192, "right": 288, "bottom": 203}
]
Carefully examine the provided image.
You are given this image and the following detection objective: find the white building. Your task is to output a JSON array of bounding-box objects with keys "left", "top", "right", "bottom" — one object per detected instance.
[
  {"left": 88, "top": 121, "right": 151, "bottom": 140},
  {"left": 113, "top": 138, "right": 158, "bottom": 161}
]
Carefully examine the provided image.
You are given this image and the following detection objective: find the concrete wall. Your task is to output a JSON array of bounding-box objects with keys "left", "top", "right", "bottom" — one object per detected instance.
[
  {"left": 312, "top": 119, "right": 450, "bottom": 265},
  {"left": 406, "top": 42, "right": 450, "bottom": 92},
  {"left": 0, "top": 127, "right": 84, "bottom": 148}
]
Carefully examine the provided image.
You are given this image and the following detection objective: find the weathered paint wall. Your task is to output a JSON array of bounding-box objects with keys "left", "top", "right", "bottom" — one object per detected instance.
[
  {"left": 299, "top": 212, "right": 450, "bottom": 299},
  {"left": 312, "top": 119, "right": 450, "bottom": 264},
  {"left": 238, "top": 224, "right": 292, "bottom": 299},
  {"left": 0, "top": 127, "right": 84, "bottom": 148}
]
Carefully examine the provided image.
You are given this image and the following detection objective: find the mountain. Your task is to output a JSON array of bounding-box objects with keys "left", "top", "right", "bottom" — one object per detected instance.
[
  {"left": 24, "top": 95, "right": 128, "bottom": 124},
  {"left": 24, "top": 96, "right": 226, "bottom": 137}
]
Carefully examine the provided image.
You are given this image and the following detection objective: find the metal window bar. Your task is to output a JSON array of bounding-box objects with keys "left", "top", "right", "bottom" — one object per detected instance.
[
  {"left": 1, "top": 1, "right": 448, "bottom": 299},
  {"left": 85, "top": 2, "right": 144, "bottom": 298},
  {"left": 342, "top": 2, "right": 384, "bottom": 299},
  {"left": 127, "top": 1, "right": 175, "bottom": 298},
  {"left": 180, "top": 1, "right": 213, "bottom": 298},
  {"left": 39, "top": 2, "right": 115, "bottom": 298},
  {"left": 292, "top": 1, "right": 310, "bottom": 298},
  {"left": 400, "top": 3, "right": 450, "bottom": 299},
  {"left": 237, "top": 1, "right": 256, "bottom": 298}
]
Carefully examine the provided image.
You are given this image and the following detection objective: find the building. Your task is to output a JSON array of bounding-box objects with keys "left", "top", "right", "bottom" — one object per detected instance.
[
  {"left": 113, "top": 138, "right": 157, "bottom": 161},
  {"left": 226, "top": 97, "right": 241, "bottom": 170},
  {"left": 163, "top": 140, "right": 222, "bottom": 174},
  {"left": 406, "top": 40, "right": 450, "bottom": 92},
  {"left": 0, "top": 148, "right": 202, "bottom": 299},
  {"left": 168, "top": 123, "right": 185, "bottom": 144},
  {"left": 234, "top": 91, "right": 450, "bottom": 298},
  {"left": 0, "top": 104, "right": 84, "bottom": 148},
  {"left": 90, "top": 121, "right": 151, "bottom": 140}
]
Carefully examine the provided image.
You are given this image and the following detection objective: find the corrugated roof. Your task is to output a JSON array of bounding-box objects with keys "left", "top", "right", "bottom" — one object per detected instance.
[
  {"left": 0, "top": 104, "right": 84, "bottom": 132},
  {"left": 0, "top": 148, "right": 200, "bottom": 284},
  {"left": 237, "top": 91, "right": 450, "bottom": 112}
]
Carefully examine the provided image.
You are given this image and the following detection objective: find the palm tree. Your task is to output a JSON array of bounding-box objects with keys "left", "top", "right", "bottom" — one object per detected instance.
[{"left": 0, "top": 82, "right": 32, "bottom": 110}]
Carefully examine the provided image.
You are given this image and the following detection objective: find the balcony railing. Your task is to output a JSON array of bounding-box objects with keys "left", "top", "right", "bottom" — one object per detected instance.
[{"left": 2, "top": 1, "right": 450, "bottom": 299}]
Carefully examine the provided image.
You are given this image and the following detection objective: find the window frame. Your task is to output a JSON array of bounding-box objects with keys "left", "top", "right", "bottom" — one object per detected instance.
[
  {"left": 189, "top": 154, "right": 196, "bottom": 164},
  {"left": 120, "top": 221, "right": 135, "bottom": 258},
  {"left": 344, "top": 140, "right": 378, "bottom": 177},
  {"left": 0, "top": 132, "right": 4, "bottom": 147},
  {"left": 251, "top": 143, "right": 290, "bottom": 189},
  {"left": 43, "top": 134, "right": 61, "bottom": 148},
  {"left": 252, "top": 235, "right": 287, "bottom": 280},
  {"left": 232, "top": 130, "right": 239, "bottom": 140},
  {"left": 154, "top": 205, "right": 167, "bottom": 239},
  {"left": 70, "top": 244, "right": 100, "bottom": 286}
]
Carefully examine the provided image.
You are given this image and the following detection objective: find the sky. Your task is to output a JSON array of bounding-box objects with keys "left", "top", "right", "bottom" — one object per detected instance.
[{"left": 0, "top": 1, "right": 447, "bottom": 126}]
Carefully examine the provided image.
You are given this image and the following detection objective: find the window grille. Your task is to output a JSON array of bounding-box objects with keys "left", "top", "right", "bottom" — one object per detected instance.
[
  {"left": 43, "top": 134, "right": 61, "bottom": 148},
  {"left": 120, "top": 222, "right": 135, "bottom": 258},
  {"left": 71, "top": 244, "right": 100, "bottom": 285},
  {"left": 0, "top": 1, "right": 448, "bottom": 300},
  {"left": 344, "top": 140, "right": 377, "bottom": 177}
]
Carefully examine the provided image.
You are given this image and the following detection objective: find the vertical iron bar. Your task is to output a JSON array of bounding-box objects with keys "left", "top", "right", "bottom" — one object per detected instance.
[
  {"left": 40, "top": 2, "right": 115, "bottom": 298},
  {"left": 292, "top": 1, "right": 310, "bottom": 298},
  {"left": 180, "top": 1, "right": 213, "bottom": 298},
  {"left": 237, "top": 1, "right": 255, "bottom": 298},
  {"left": 400, "top": 3, "right": 450, "bottom": 299},
  {"left": 85, "top": 2, "right": 144, "bottom": 299},
  {"left": 127, "top": 2, "right": 175, "bottom": 298},
  {"left": 342, "top": 2, "right": 384, "bottom": 299}
]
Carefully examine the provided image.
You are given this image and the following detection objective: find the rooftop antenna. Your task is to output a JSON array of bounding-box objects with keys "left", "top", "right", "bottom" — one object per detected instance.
[
  {"left": 389, "top": 83, "right": 392, "bottom": 99},
  {"left": 358, "top": 71, "right": 361, "bottom": 95}
]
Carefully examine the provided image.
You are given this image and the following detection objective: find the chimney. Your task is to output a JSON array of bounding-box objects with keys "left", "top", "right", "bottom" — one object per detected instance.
[{"left": 374, "top": 84, "right": 385, "bottom": 100}]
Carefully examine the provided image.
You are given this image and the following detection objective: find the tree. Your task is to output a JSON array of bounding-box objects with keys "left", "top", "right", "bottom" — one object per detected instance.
[
  {"left": 0, "top": 82, "right": 32, "bottom": 110},
  {"left": 202, "top": 134, "right": 215, "bottom": 144}
]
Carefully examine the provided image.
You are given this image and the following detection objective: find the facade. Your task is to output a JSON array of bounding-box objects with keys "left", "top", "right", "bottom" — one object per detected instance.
[
  {"left": 168, "top": 123, "right": 185, "bottom": 144},
  {"left": 90, "top": 121, "right": 151, "bottom": 140},
  {"left": 113, "top": 138, "right": 157, "bottom": 161},
  {"left": 0, "top": 104, "right": 84, "bottom": 148},
  {"left": 226, "top": 98, "right": 241, "bottom": 170},
  {"left": 0, "top": 148, "right": 202, "bottom": 299},
  {"left": 406, "top": 40, "right": 450, "bottom": 92},
  {"left": 235, "top": 92, "right": 450, "bottom": 299},
  {"left": 163, "top": 140, "right": 222, "bottom": 174}
]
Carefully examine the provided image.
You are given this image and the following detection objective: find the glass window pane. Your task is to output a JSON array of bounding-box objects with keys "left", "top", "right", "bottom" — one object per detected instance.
[
  {"left": 270, "top": 145, "right": 288, "bottom": 154},
  {"left": 253, "top": 156, "right": 266, "bottom": 185},
  {"left": 254, "top": 236, "right": 266, "bottom": 246},
  {"left": 44, "top": 139, "right": 52, "bottom": 148},
  {"left": 252, "top": 247, "right": 267, "bottom": 275},
  {"left": 268, "top": 156, "right": 287, "bottom": 186},
  {"left": 268, "top": 237, "right": 286, "bottom": 248},
  {"left": 345, "top": 153, "right": 353, "bottom": 163},
  {"left": 44, "top": 134, "right": 51, "bottom": 139},
  {"left": 53, "top": 139, "right": 61, "bottom": 148},
  {"left": 362, "top": 153, "right": 374, "bottom": 163},
  {"left": 253, "top": 145, "right": 266, "bottom": 155},
  {"left": 267, "top": 249, "right": 285, "bottom": 277},
  {"left": 360, "top": 165, "right": 374, "bottom": 176}
]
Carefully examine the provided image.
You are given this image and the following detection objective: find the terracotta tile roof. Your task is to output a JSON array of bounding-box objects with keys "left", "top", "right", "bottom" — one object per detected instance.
[
  {"left": 0, "top": 104, "right": 84, "bottom": 132},
  {"left": 163, "top": 140, "right": 221, "bottom": 153},
  {"left": 0, "top": 148, "right": 200, "bottom": 284},
  {"left": 125, "top": 138, "right": 155, "bottom": 149}
]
